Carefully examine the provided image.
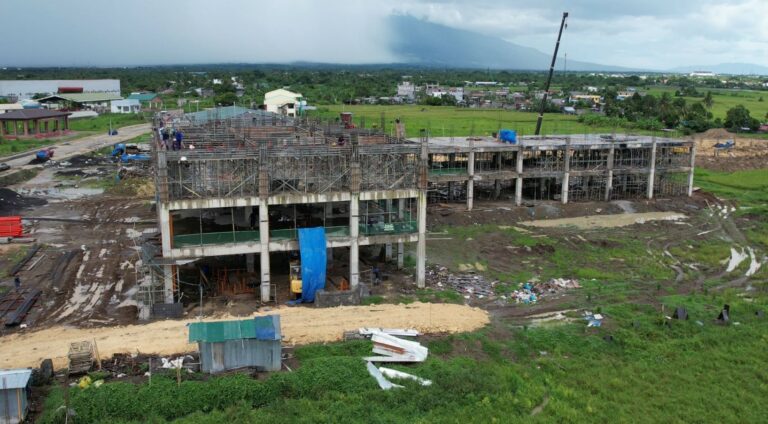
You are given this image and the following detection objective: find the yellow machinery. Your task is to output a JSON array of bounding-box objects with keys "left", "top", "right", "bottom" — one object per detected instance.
[{"left": 289, "top": 259, "right": 302, "bottom": 298}]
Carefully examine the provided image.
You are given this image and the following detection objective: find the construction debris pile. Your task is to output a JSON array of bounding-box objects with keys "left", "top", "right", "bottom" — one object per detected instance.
[
  {"left": 507, "top": 278, "right": 582, "bottom": 304},
  {"left": 427, "top": 265, "right": 581, "bottom": 304},
  {"left": 426, "top": 265, "right": 498, "bottom": 299}
]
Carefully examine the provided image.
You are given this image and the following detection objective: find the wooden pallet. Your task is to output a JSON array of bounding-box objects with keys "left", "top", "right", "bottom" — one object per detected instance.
[{"left": 68, "top": 341, "right": 94, "bottom": 375}]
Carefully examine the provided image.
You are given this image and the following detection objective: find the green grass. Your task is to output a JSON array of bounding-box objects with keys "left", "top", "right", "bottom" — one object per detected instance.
[
  {"left": 0, "top": 245, "right": 29, "bottom": 278},
  {"left": 67, "top": 113, "right": 146, "bottom": 132},
  {"left": 0, "top": 132, "right": 94, "bottom": 157},
  {"left": 0, "top": 168, "right": 40, "bottom": 187},
  {"left": 37, "top": 293, "right": 768, "bottom": 423},
  {"left": 646, "top": 86, "right": 768, "bottom": 122},
  {"left": 310, "top": 105, "right": 683, "bottom": 138}
]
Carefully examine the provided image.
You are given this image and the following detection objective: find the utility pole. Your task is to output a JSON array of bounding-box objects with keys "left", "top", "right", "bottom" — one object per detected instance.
[{"left": 535, "top": 12, "right": 569, "bottom": 136}]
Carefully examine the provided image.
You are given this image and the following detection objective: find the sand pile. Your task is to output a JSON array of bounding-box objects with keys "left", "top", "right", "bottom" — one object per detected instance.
[{"left": 0, "top": 302, "right": 489, "bottom": 369}]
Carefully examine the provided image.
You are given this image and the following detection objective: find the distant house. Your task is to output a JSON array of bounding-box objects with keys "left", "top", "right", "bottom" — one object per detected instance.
[
  {"left": 110, "top": 99, "right": 141, "bottom": 114},
  {"left": 0, "top": 103, "right": 23, "bottom": 114},
  {"left": 264, "top": 89, "right": 303, "bottom": 117},
  {"left": 37, "top": 93, "right": 123, "bottom": 111},
  {"left": 397, "top": 81, "right": 415, "bottom": 100},
  {"left": 189, "top": 315, "right": 282, "bottom": 373},
  {"left": 0, "top": 368, "right": 32, "bottom": 423},
  {"left": 570, "top": 93, "right": 602, "bottom": 105},
  {"left": 127, "top": 92, "right": 162, "bottom": 110}
]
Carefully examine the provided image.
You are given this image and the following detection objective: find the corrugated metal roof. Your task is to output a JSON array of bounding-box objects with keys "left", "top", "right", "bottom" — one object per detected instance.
[
  {"left": 39, "top": 93, "right": 123, "bottom": 103},
  {"left": 0, "top": 369, "right": 32, "bottom": 389},
  {"left": 0, "top": 109, "right": 71, "bottom": 120},
  {"left": 189, "top": 315, "right": 280, "bottom": 343},
  {"left": 127, "top": 92, "right": 159, "bottom": 101}
]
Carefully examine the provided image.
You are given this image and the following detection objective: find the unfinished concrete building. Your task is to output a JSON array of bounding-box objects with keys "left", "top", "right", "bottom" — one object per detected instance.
[
  {"left": 143, "top": 108, "right": 694, "bottom": 313},
  {"left": 423, "top": 135, "right": 695, "bottom": 209},
  {"left": 144, "top": 109, "right": 427, "bottom": 312}
]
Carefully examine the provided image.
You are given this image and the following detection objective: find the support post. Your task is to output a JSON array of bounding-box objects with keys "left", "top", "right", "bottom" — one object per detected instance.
[
  {"left": 349, "top": 194, "right": 360, "bottom": 289},
  {"left": 561, "top": 137, "right": 571, "bottom": 204},
  {"left": 163, "top": 265, "right": 174, "bottom": 303},
  {"left": 605, "top": 143, "right": 615, "bottom": 201},
  {"left": 416, "top": 190, "right": 427, "bottom": 288},
  {"left": 416, "top": 134, "right": 428, "bottom": 288},
  {"left": 325, "top": 203, "right": 333, "bottom": 269},
  {"left": 647, "top": 138, "right": 657, "bottom": 199},
  {"left": 258, "top": 200, "right": 271, "bottom": 302},
  {"left": 397, "top": 198, "right": 405, "bottom": 269},
  {"left": 385, "top": 199, "right": 393, "bottom": 261},
  {"left": 515, "top": 146, "right": 524, "bottom": 206},
  {"left": 687, "top": 143, "right": 696, "bottom": 197},
  {"left": 246, "top": 254, "right": 255, "bottom": 273},
  {"left": 467, "top": 147, "right": 475, "bottom": 211}
]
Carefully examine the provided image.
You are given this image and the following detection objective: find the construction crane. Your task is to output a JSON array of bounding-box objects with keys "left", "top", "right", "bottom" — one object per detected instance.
[{"left": 534, "top": 12, "right": 569, "bottom": 136}]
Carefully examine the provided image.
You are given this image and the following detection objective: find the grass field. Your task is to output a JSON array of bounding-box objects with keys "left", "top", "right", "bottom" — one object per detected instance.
[
  {"left": 67, "top": 113, "right": 147, "bottom": 132},
  {"left": 310, "top": 105, "right": 686, "bottom": 138},
  {"left": 646, "top": 86, "right": 768, "bottom": 121}
]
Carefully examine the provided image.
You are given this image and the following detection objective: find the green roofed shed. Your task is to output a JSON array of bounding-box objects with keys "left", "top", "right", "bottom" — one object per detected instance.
[{"left": 188, "top": 315, "right": 282, "bottom": 373}]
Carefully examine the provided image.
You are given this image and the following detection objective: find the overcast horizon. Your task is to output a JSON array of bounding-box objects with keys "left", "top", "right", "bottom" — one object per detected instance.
[{"left": 1, "top": 0, "right": 766, "bottom": 70}]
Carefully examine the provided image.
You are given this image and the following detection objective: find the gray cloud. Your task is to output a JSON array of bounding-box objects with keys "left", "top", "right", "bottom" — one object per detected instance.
[{"left": 0, "top": 0, "right": 765, "bottom": 69}]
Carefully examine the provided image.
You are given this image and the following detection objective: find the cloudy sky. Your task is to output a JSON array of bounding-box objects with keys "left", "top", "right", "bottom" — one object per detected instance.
[{"left": 1, "top": 0, "right": 766, "bottom": 69}]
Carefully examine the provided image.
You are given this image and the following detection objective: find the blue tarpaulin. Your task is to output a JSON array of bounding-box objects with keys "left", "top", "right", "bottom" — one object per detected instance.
[{"left": 298, "top": 227, "right": 326, "bottom": 302}]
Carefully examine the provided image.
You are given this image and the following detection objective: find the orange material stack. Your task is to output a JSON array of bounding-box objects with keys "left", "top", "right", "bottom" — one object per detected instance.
[{"left": 0, "top": 216, "right": 23, "bottom": 238}]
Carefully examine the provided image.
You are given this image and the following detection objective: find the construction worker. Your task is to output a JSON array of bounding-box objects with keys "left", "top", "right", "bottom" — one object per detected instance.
[{"left": 13, "top": 273, "right": 20, "bottom": 291}]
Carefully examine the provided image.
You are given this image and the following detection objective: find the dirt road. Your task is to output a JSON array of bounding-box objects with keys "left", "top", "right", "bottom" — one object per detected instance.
[
  {"left": 0, "top": 123, "right": 151, "bottom": 170},
  {"left": 0, "top": 302, "right": 489, "bottom": 369},
  {"left": 519, "top": 211, "right": 687, "bottom": 230}
]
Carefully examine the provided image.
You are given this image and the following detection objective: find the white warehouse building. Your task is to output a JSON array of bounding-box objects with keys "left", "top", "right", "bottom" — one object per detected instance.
[{"left": 0, "top": 79, "right": 121, "bottom": 100}]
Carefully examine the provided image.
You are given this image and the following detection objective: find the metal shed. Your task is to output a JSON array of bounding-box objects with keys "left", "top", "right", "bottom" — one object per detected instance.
[
  {"left": 0, "top": 369, "right": 32, "bottom": 424},
  {"left": 189, "top": 315, "right": 282, "bottom": 373}
]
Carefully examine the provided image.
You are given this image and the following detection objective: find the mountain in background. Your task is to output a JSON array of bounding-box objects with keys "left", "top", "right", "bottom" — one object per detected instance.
[
  {"left": 387, "top": 15, "right": 633, "bottom": 72},
  {"left": 669, "top": 63, "right": 768, "bottom": 76}
]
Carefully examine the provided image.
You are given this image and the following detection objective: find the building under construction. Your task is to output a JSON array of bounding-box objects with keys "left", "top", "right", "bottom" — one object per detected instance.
[{"left": 142, "top": 108, "right": 694, "bottom": 314}]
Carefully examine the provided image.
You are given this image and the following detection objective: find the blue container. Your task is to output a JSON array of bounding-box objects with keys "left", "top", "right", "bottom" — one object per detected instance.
[
  {"left": 499, "top": 129, "right": 517, "bottom": 144},
  {"left": 36, "top": 150, "right": 49, "bottom": 160}
]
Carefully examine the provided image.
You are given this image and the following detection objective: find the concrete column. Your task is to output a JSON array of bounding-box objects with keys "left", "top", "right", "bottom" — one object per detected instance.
[
  {"left": 246, "top": 253, "right": 255, "bottom": 273},
  {"left": 416, "top": 190, "right": 427, "bottom": 288},
  {"left": 467, "top": 150, "right": 475, "bottom": 211},
  {"left": 397, "top": 198, "right": 405, "bottom": 269},
  {"left": 385, "top": 199, "right": 393, "bottom": 261},
  {"left": 561, "top": 138, "right": 571, "bottom": 204},
  {"left": 515, "top": 147, "right": 524, "bottom": 206},
  {"left": 647, "top": 138, "right": 657, "bottom": 199},
  {"left": 349, "top": 194, "right": 360, "bottom": 289},
  {"left": 687, "top": 143, "right": 696, "bottom": 197},
  {"left": 23, "top": 121, "right": 29, "bottom": 136},
  {"left": 163, "top": 265, "right": 175, "bottom": 303},
  {"left": 258, "top": 200, "right": 271, "bottom": 301},
  {"left": 605, "top": 144, "right": 615, "bottom": 201},
  {"left": 325, "top": 202, "right": 333, "bottom": 269}
]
